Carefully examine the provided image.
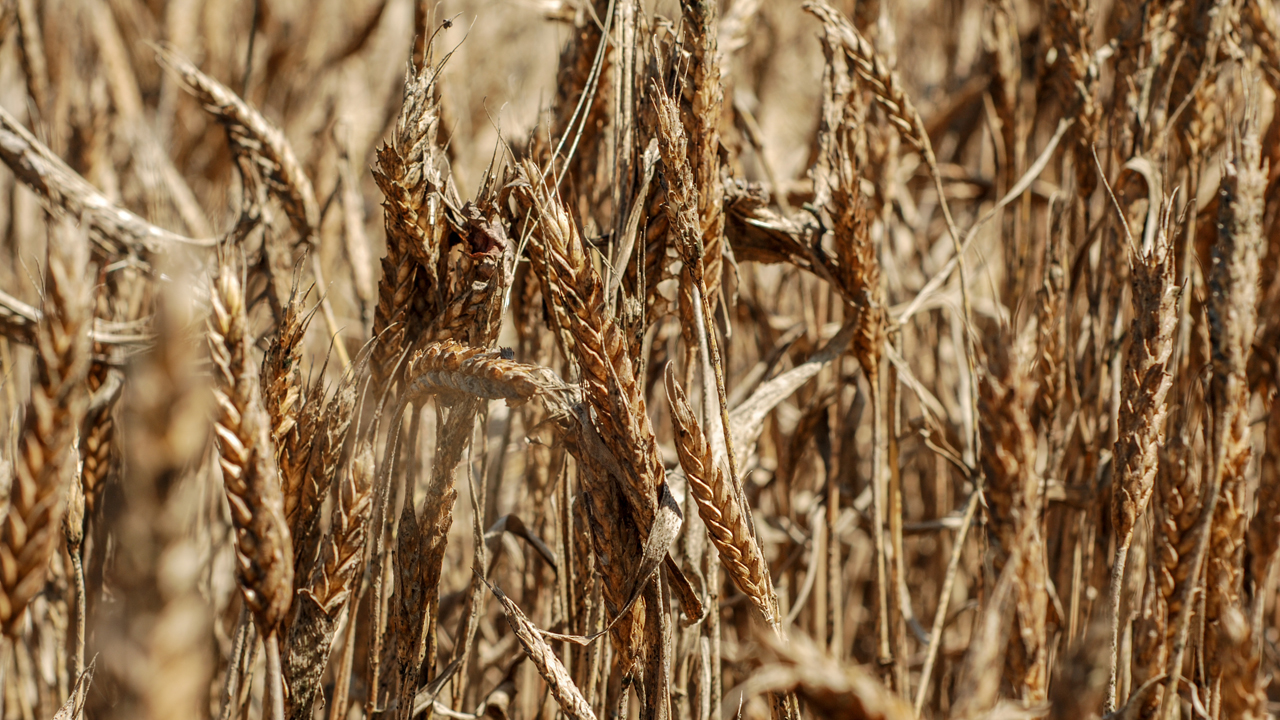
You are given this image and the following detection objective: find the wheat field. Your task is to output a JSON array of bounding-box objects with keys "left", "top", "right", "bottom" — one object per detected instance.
[{"left": 0, "top": 0, "right": 1276, "bottom": 719}]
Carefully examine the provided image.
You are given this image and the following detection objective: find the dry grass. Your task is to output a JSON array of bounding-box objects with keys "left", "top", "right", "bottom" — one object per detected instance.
[{"left": 0, "top": 1, "right": 1278, "bottom": 720}]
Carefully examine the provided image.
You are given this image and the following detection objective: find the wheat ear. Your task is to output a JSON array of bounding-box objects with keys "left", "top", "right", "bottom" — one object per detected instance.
[
  {"left": 285, "top": 441, "right": 373, "bottom": 720},
  {"left": 665, "top": 366, "right": 777, "bottom": 627},
  {"left": 0, "top": 221, "right": 92, "bottom": 635},
  {"left": 157, "top": 47, "right": 350, "bottom": 369},
  {"left": 1105, "top": 201, "right": 1178, "bottom": 710},
  {"left": 370, "top": 45, "right": 451, "bottom": 388},
  {"left": 208, "top": 252, "right": 293, "bottom": 720},
  {"left": 978, "top": 343, "right": 1048, "bottom": 704},
  {"left": 1202, "top": 112, "right": 1266, "bottom": 720},
  {"left": 1160, "top": 115, "right": 1265, "bottom": 720},
  {"left": 1247, "top": 390, "right": 1280, "bottom": 630},
  {"left": 259, "top": 285, "right": 312, "bottom": 541},
  {"left": 516, "top": 160, "right": 664, "bottom": 529},
  {"left": 0, "top": 105, "right": 211, "bottom": 255}
]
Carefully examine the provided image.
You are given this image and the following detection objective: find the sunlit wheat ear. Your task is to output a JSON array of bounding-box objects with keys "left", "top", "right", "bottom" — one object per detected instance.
[
  {"left": 207, "top": 253, "right": 294, "bottom": 636},
  {"left": 0, "top": 220, "right": 91, "bottom": 636},
  {"left": 664, "top": 366, "right": 778, "bottom": 628}
]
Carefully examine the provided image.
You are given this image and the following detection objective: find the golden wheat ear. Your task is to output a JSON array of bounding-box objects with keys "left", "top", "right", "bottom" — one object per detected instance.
[
  {"left": 1, "top": 220, "right": 92, "bottom": 636},
  {"left": 207, "top": 249, "right": 293, "bottom": 720},
  {"left": 664, "top": 364, "right": 778, "bottom": 629}
]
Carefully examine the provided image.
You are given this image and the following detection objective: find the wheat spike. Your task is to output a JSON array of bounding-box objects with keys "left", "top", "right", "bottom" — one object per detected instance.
[
  {"left": 978, "top": 343, "right": 1048, "bottom": 704},
  {"left": 0, "top": 221, "right": 92, "bottom": 635},
  {"left": 1203, "top": 110, "right": 1265, "bottom": 714},
  {"left": 1247, "top": 390, "right": 1280, "bottom": 614},
  {"left": 371, "top": 45, "right": 451, "bottom": 388},
  {"left": 285, "top": 441, "right": 373, "bottom": 720},
  {"left": 1046, "top": 0, "right": 1100, "bottom": 195},
  {"left": 260, "top": 286, "right": 312, "bottom": 538},
  {"left": 515, "top": 160, "right": 664, "bottom": 529},
  {"left": 665, "top": 367, "right": 777, "bottom": 627},
  {"left": 156, "top": 48, "right": 318, "bottom": 245},
  {"left": 679, "top": 0, "right": 726, "bottom": 307},
  {"left": 0, "top": 105, "right": 211, "bottom": 255},
  {"left": 1106, "top": 202, "right": 1179, "bottom": 708},
  {"left": 207, "top": 253, "right": 294, "bottom": 636}
]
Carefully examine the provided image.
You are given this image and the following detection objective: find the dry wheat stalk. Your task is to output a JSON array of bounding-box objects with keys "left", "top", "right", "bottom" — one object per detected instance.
[
  {"left": 13, "top": 0, "right": 47, "bottom": 122},
  {"left": 802, "top": 3, "right": 919, "bottom": 147},
  {"left": 63, "top": 461, "right": 86, "bottom": 676},
  {"left": 534, "top": 0, "right": 610, "bottom": 200},
  {"left": 1129, "top": 562, "right": 1165, "bottom": 718},
  {"left": 78, "top": 276, "right": 136, "bottom": 527},
  {"left": 409, "top": 206, "right": 513, "bottom": 351},
  {"left": 0, "top": 221, "right": 92, "bottom": 636},
  {"left": 10, "top": 3, "right": 1280, "bottom": 718},
  {"left": 485, "top": 578, "right": 597, "bottom": 720},
  {"left": 406, "top": 396, "right": 480, "bottom": 716},
  {"left": 1245, "top": 0, "right": 1280, "bottom": 88},
  {"left": 0, "top": 105, "right": 212, "bottom": 255}
]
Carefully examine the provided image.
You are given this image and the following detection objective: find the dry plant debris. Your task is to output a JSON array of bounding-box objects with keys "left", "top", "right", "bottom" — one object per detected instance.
[{"left": 0, "top": 1, "right": 1278, "bottom": 720}]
